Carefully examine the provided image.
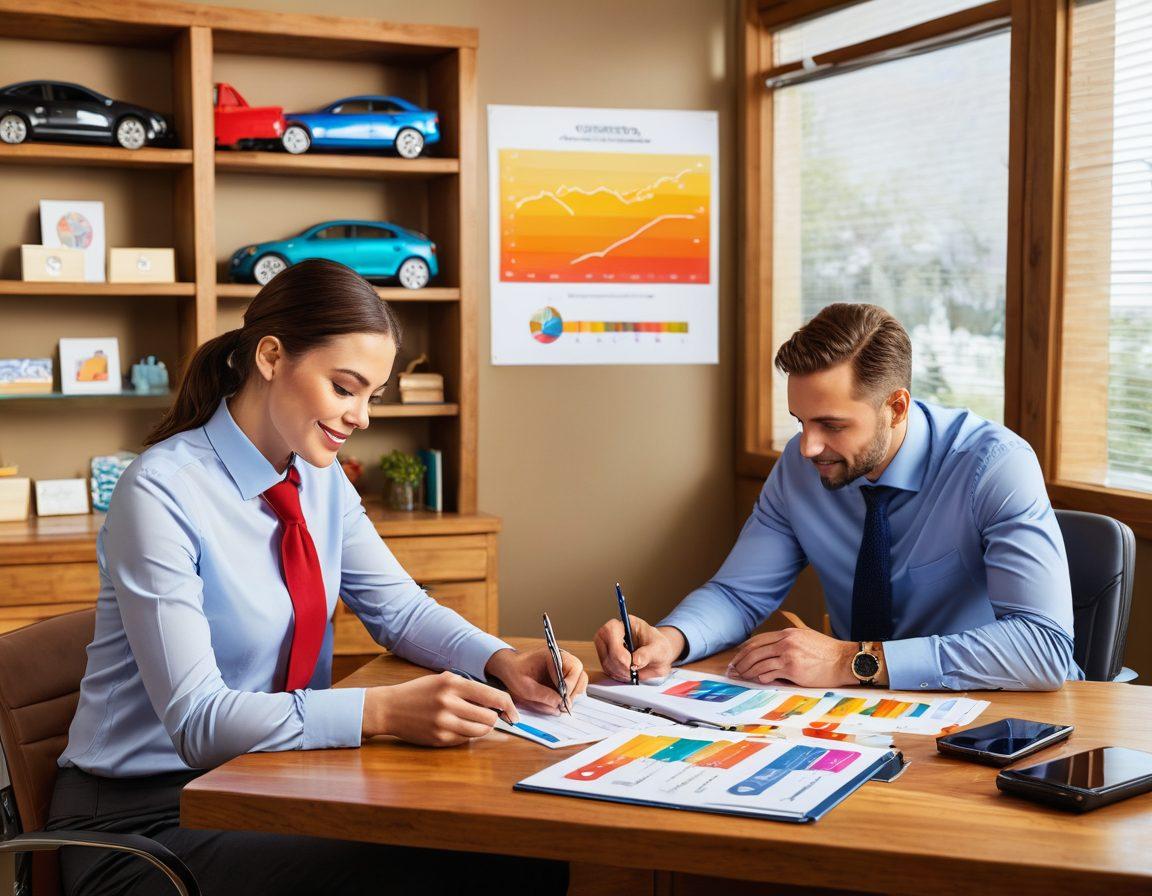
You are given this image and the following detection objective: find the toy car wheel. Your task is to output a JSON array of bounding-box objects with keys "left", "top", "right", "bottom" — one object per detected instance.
[
  {"left": 281, "top": 125, "right": 311, "bottom": 155},
  {"left": 253, "top": 254, "right": 288, "bottom": 285},
  {"left": 394, "top": 127, "right": 425, "bottom": 159},
  {"left": 115, "top": 116, "right": 147, "bottom": 150},
  {"left": 397, "top": 257, "right": 430, "bottom": 289},
  {"left": 0, "top": 113, "right": 28, "bottom": 145}
]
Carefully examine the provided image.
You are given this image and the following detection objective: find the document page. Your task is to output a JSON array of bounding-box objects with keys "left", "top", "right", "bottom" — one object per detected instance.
[
  {"left": 589, "top": 670, "right": 988, "bottom": 736},
  {"left": 517, "top": 724, "right": 894, "bottom": 821},
  {"left": 496, "top": 695, "right": 676, "bottom": 748}
]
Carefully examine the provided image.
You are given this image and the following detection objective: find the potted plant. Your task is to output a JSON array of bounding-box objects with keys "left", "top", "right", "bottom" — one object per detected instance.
[{"left": 379, "top": 449, "right": 425, "bottom": 511}]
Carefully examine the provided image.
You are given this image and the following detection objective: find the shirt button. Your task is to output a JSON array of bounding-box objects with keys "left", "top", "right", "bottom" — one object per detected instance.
[{"left": 920, "top": 683, "right": 929, "bottom": 689}]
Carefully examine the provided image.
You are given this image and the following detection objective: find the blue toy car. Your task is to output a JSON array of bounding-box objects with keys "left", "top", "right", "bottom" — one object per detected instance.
[
  {"left": 282, "top": 96, "right": 440, "bottom": 158},
  {"left": 230, "top": 220, "right": 439, "bottom": 288}
]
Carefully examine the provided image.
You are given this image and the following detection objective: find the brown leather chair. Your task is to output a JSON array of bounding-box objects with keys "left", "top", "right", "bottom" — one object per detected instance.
[{"left": 0, "top": 609, "right": 198, "bottom": 896}]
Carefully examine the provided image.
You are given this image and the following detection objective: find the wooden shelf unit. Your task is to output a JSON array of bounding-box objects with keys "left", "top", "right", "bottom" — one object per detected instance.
[{"left": 0, "top": 1, "right": 493, "bottom": 649}]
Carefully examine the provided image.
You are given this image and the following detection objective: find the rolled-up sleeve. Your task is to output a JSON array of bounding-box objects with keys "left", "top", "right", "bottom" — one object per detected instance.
[
  {"left": 659, "top": 459, "right": 808, "bottom": 663},
  {"left": 336, "top": 474, "right": 511, "bottom": 681},
  {"left": 106, "top": 469, "right": 365, "bottom": 769},
  {"left": 884, "top": 444, "right": 1080, "bottom": 691}
]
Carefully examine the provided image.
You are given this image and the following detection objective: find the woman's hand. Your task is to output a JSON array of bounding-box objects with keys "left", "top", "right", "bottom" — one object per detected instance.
[
  {"left": 363, "top": 672, "right": 518, "bottom": 747},
  {"left": 594, "top": 616, "right": 685, "bottom": 683},
  {"left": 485, "top": 647, "right": 588, "bottom": 715}
]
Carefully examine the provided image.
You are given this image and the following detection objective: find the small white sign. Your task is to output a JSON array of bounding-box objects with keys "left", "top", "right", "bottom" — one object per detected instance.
[
  {"left": 35, "top": 479, "right": 90, "bottom": 516},
  {"left": 40, "top": 200, "right": 106, "bottom": 282}
]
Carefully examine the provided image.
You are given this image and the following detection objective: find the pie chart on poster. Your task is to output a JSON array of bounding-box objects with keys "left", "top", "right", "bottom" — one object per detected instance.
[
  {"left": 529, "top": 306, "right": 564, "bottom": 344},
  {"left": 56, "top": 212, "right": 94, "bottom": 249}
]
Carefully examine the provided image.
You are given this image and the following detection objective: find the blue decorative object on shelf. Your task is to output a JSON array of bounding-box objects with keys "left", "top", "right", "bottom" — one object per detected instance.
[
  {"left": 130, "top": 355, "right": 169, "bottom": 394},
  {"left": 90, "top": 451, "right": 136, "bottom": 512}
]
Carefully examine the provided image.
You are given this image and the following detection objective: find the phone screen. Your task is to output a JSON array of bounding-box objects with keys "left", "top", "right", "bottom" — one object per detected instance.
[
  {"left": 1011, "top": 746, "right": 1152, "bottom": 791},
  {"left": 942, "top": 718, "right": 1066, "bottom": 756}
]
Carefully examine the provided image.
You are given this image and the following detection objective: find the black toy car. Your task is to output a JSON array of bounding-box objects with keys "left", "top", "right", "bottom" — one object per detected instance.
[{"left": 0, "top": 81, "right": 172, "bottom": 150}]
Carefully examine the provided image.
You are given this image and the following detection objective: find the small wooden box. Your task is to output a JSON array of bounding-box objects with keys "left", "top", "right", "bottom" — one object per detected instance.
[
  {"left": 398, "top": 354, "right": 444, "bottom": 404},
  {"left": 21, "top": 245, "right": 85, "bottom": 282},
  {"left": 0, "top": 478, "right": 31, "bottom": 522},
  {"left": 108, "top": 248, "right": 176, "bottom": 283}
]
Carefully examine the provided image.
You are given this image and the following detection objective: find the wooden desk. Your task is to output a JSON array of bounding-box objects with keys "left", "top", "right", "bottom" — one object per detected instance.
[{"left": 181, "top": 640, "right": 1152, "bottom": 895}]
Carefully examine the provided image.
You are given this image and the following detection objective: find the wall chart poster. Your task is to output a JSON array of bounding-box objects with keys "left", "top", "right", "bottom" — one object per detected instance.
[{"left": 488, "top": 105, "right": 719, "bottom": 365}]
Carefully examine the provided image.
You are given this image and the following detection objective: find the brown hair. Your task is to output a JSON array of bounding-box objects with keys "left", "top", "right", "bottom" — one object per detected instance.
[
  {"left": 774, "top": 303, "right": 911, "bottom": 403},
  {"left": 145, "top": 259, "right": 401, "bottom": 447}
]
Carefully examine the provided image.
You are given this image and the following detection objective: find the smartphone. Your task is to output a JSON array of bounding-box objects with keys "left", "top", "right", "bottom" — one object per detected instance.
[
  {"left": 936, "top": 718, "right": 1073, "bottom": 767},
  {"left": 996, "top": 746, "right": 1152, "bottom": 812}
]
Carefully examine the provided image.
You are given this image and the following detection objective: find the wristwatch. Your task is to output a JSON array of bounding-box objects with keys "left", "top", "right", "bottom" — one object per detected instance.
[{"left": 851, "top": 641, "right": 883, "bottom": 685}]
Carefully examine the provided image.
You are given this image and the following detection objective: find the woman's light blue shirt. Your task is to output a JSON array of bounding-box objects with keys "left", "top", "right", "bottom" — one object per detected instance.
[{"left": 60, "top": 399, "right": 510, "bottom": 776}]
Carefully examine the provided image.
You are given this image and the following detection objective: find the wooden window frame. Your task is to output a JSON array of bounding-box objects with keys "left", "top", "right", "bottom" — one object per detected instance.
[{"left": 739, "top": 0, "right": 1152, "bottom": 538}]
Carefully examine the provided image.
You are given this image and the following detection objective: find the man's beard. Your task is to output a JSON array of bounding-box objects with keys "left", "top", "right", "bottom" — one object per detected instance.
[{"left": 816, "top": 418, "right": 890, "bottom": 491}]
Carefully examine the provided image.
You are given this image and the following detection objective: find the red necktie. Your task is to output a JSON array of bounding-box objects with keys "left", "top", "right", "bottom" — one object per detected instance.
[{"left": 262, "top": 465, "right": 327, "bottom": 691}]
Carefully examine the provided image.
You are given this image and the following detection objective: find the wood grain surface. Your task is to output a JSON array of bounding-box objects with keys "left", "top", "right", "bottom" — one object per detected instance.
[{"left": 181, "top": 639, "right": 1152, "bottom": 895}]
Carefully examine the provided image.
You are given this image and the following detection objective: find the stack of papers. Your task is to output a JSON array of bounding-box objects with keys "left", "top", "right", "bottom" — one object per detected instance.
[
  {"left": 515, "top": 724, "right": 897, "bottom": 823},
  {"left": 496, "top": 696, "right": 674, "bottom": 748}
]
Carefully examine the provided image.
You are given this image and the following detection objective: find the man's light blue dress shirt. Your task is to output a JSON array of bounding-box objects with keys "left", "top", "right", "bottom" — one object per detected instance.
[
  {"left": 60, "top": 400, "right": 511, "bottom": 776},
  {"left": 660, "top": 401, "right": 1083, "bottom": 691}
]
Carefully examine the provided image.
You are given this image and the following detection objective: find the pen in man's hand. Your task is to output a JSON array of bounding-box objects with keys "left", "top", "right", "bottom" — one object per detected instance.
[{"left": 616, "top": 582, "right": 640, "bottom": 685}]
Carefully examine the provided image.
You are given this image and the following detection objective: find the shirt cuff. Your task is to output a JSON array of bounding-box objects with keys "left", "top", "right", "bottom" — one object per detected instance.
[
  {"left": 300, "top": 686, "right": 366, "bottom": 750},
  {"left": 884, "top": 636, "right": 943, "bottom": 691},
  {"left": 655, "top": 610, "right": 713, "bottom": 664},
  {"left": 453, "top": 632, "right": 515, "bottom": 682}
]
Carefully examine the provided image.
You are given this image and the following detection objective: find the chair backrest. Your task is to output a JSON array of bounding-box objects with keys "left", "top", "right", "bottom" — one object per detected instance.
[
  {"left": 1056, "top": 510, "right": 1135, "bottom": 681},
  {"left": 0, "top": 609, "right": 93, "bottom": 832}
]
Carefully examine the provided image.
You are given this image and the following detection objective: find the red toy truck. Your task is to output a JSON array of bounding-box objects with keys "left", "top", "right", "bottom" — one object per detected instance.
[{"left": 213, "top": 82, "right": 301, "bottom": 152}]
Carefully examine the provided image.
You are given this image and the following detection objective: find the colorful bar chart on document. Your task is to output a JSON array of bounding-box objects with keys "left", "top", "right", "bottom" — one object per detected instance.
[
  {"left": 588, "top": 670, "right": 988, "bottom": 736},
  {"left": 495, "top": 695, "right": 675, "bottom": 748},
  {"left": 515, "top": 724, "right": 898, "bottom": 823}
]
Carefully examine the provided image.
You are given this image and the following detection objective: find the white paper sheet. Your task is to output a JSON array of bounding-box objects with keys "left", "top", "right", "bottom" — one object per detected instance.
[
  {"left": 589, "top": 670, "right": 989, "bottom": 737},
  {"left": 495, "top": 694, "right": 675, "bottom": 748}
]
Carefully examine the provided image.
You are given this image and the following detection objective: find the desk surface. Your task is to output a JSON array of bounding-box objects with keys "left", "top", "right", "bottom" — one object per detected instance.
[{"left": 182, "top": 640, "right": 1152, "bottom": 895}]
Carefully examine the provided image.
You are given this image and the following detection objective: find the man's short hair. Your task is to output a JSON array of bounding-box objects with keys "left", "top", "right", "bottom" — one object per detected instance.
[{"left": 774, "top": 303, "right": 912, "bottom": 403}]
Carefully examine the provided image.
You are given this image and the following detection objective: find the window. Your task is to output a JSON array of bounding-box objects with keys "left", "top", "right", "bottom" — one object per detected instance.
[
  {"left": 371, "top": 100, "right": 403, "bottom": 114},
  {"left": 312, "top": 225, "right": 351, "bottom": 240},
  {"left": 1057, "top": 0, "right": 1152, "bottom": 493},
  {"left": 50, "top": 84, "right": 98, "bottom": 103},
  {"left": 332, "top": 101, "right": 371, "bottom": 115},
  {"left": 767, "top": 14, "right": 1010, "bottom": 448},
  {"left": 355, "top": 226, "right": 395, "bottom": 239}
]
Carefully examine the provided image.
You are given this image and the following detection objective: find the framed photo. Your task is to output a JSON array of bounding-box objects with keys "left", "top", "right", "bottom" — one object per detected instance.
[
  {"left": 59, "top": 337, "right": 121, "bottom": 395},
  {"left": 34, "top": 479, "right": 90, "bottom": 516},
  {"left": 40, "top": 200, "right": 106, "bottom": 282}
]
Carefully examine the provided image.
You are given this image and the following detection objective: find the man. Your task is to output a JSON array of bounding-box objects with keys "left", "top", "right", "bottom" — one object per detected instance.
[{"left": 597, "top": 303, "right": 1081, "bottom": 692}]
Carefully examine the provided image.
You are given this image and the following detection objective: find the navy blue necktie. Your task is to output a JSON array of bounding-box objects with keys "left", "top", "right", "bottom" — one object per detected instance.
[{"left": 851, "top": 486, "right": 901, "bottom": 642}]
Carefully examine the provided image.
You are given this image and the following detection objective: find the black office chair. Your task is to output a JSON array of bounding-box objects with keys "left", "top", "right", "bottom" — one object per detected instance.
[
  {"left": 0, "top": 609, "right": 199, "bottom": 896},
  {"left": 1056, "top": 509, "right": 1137, "bottom": 683}
]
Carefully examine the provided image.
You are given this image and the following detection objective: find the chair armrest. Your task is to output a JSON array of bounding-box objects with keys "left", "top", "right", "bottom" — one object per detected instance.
[{"left": 0, "top": 830, "right": 199, "bottom": 896}]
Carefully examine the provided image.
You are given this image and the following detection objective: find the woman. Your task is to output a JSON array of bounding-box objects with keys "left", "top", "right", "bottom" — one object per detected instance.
[{"left": 47, "top": 259, "right": 584, "bottom": 895}]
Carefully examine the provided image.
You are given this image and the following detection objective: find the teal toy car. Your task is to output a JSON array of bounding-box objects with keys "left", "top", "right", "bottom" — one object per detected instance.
[{"left": 229, "top": 220, "right": 438, "bottom": 288}]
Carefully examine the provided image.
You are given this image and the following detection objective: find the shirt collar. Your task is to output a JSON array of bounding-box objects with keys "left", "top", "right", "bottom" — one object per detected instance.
[
  {"left": 867, "top": 399, "right": 929, "bottom": 494},
  {"left": 203, "top": 398, "right": 291, "bottom": 501}
]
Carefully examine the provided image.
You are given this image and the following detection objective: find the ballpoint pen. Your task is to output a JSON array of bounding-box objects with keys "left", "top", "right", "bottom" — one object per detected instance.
[
  {"left": 448, "top": 668, "right": 515, "bottom": 726},
  {"left": 541, "top": 612, "right": 572, "bottom": 715},
  {"left": 616, "top": 582, "right": 640, "bottom": 685}
]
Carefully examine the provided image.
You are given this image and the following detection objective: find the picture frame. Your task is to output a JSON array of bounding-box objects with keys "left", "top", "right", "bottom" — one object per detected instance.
[
  {"left": 40, "top": 199, "right": 106, "bottom": 282},
  {"left": 34, "top": 478, "right": 90, "bottom": 517},
  {"left": 59, "top": 337, "right": 121, "bottom": 395}
]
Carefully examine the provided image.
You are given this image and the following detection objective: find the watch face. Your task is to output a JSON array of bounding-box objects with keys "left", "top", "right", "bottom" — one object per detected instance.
[{"left": 853, "top": 651, "right": 880, "bottom": 679}]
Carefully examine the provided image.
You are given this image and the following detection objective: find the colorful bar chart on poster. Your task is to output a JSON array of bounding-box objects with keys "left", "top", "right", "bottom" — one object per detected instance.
[{"left": 528, "top": 306, "right": 689, "bottom": 345}]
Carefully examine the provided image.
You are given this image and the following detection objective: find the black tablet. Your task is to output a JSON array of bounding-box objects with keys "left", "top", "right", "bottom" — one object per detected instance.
[{"left": 996, "top": 746, "right": 1152, "bottom": 812}]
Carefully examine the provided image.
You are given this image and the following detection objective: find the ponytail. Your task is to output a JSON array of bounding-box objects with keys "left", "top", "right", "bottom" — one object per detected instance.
[
  {"left": 144, "top": 329, "right": 244, "bottom": 447},
  {"left": 143, "top": 259, "right": 400, "bottom": 448}
]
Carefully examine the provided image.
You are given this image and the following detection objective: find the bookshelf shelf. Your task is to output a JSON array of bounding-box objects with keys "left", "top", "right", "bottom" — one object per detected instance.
[
  {"left": 0, "top": 391, "right": 171, "bottom": 408},
  {"left": 215, "top": 151, "right": 459, "bottom": 179},
  {"left": 215, "top": 283, "right": 460, "bottom": 303},
  {"left": 0, "top": 144, "right": 193, "bottom": 170},
  {"left": 0, "top": 281, "right": 196, "bottom": 297},
  {"left": 368, "top": 403, "right": 459, "bottom": 418}
]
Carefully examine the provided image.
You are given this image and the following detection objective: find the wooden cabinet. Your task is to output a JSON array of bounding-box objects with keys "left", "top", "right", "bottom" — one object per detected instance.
[{"left": 0, "top": 502, "right": 500, "bottom": 662}]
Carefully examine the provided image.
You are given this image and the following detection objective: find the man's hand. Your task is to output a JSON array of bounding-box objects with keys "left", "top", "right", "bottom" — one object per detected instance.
[
  {"left": 594, "top": 616, "right": 685, "bottom": 683},
  {"left": 485, "top": 646, "right": 588, "bottom": 715},
  {"left": 727, "top": 628, "right": 859, "bottom": 688}
]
